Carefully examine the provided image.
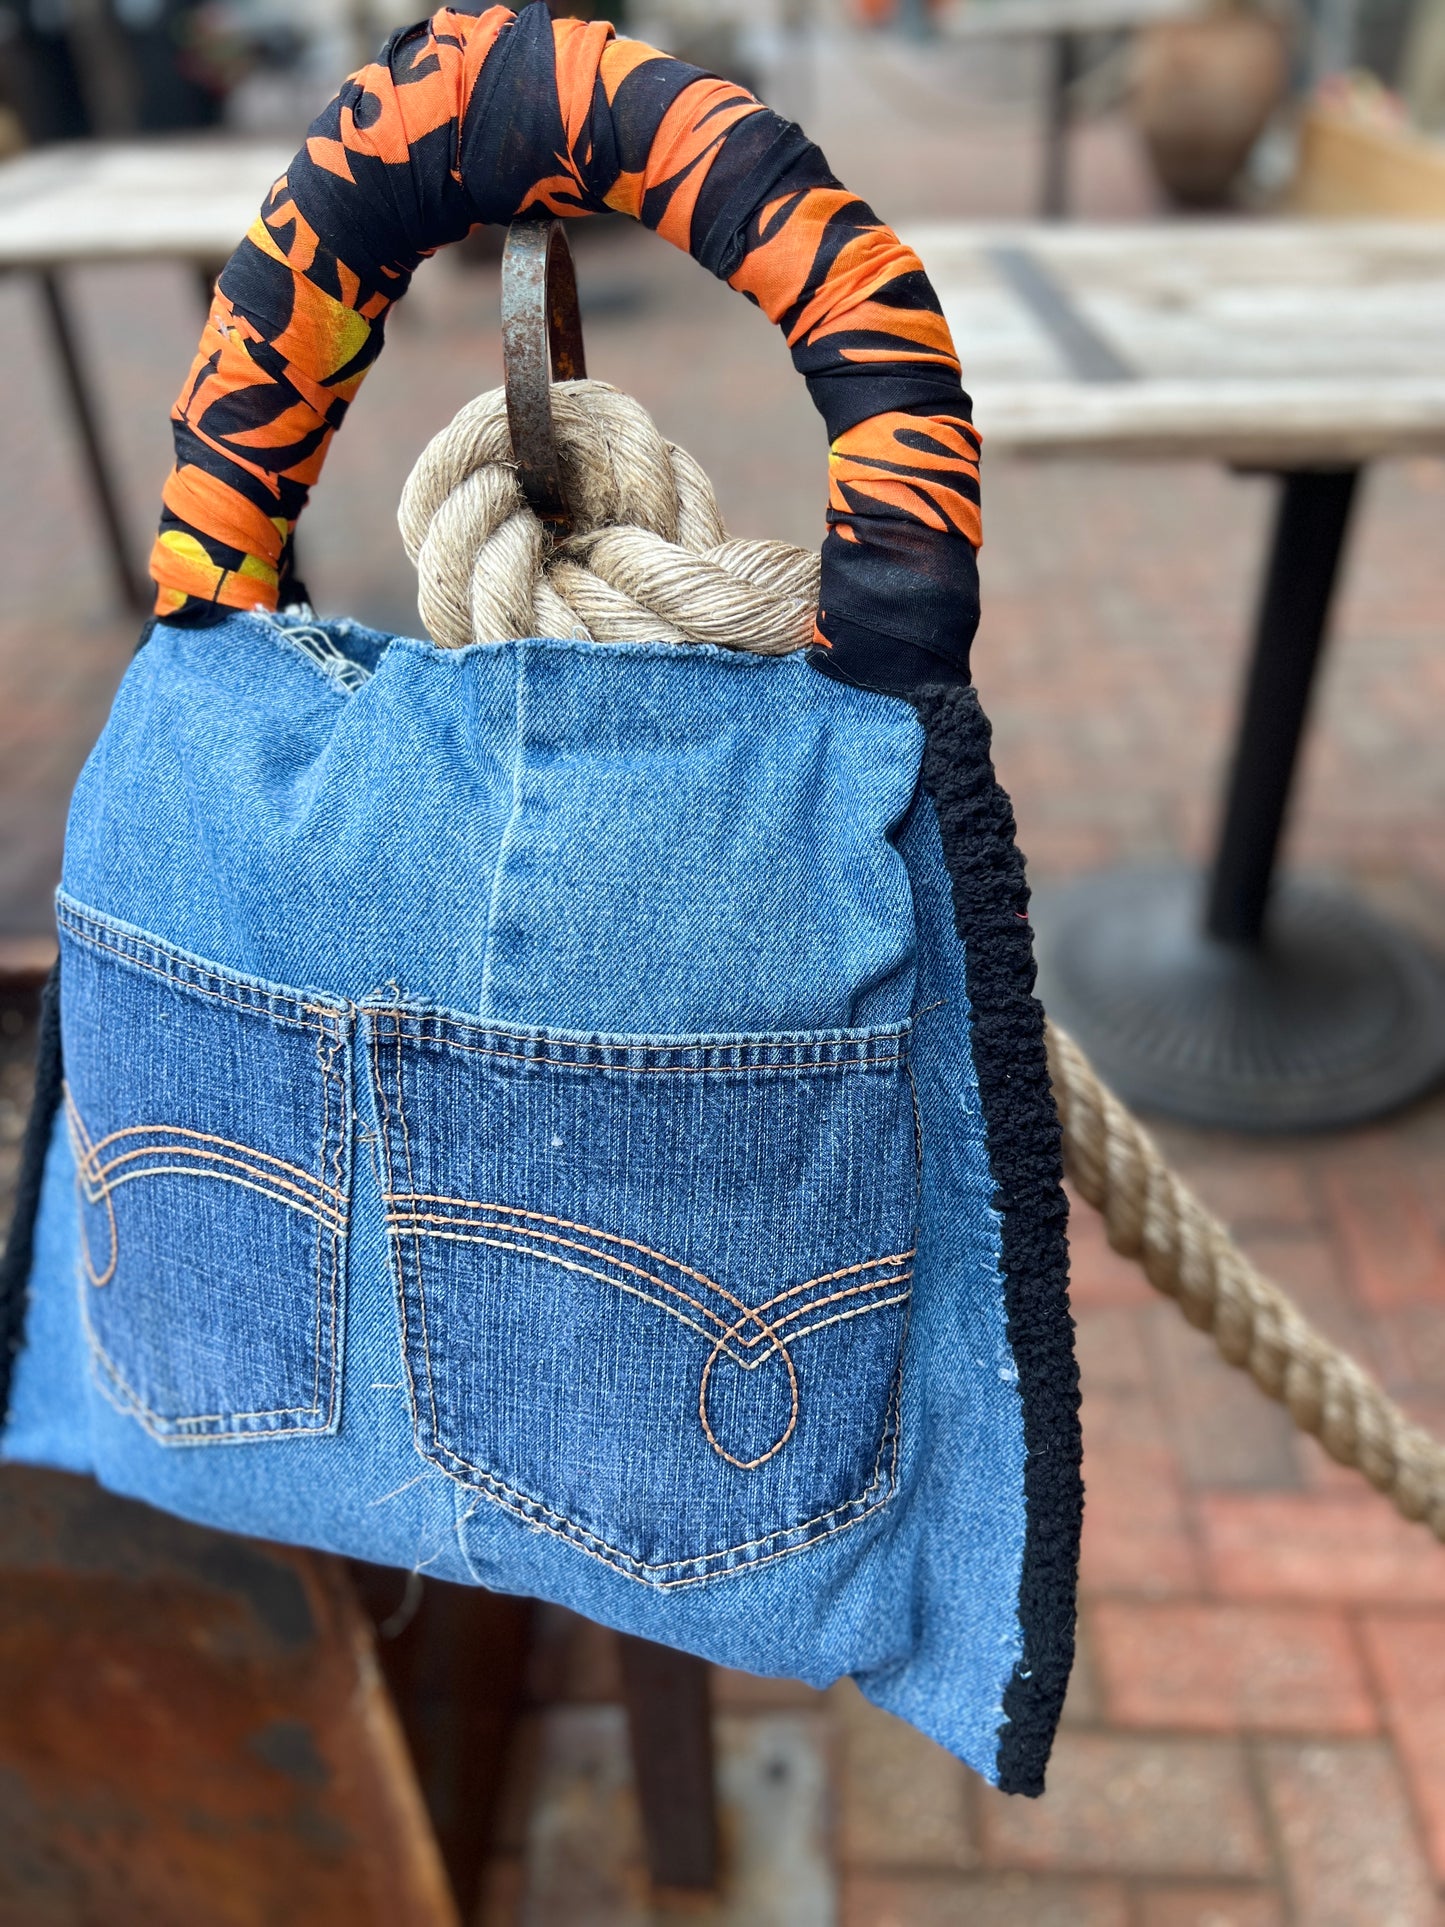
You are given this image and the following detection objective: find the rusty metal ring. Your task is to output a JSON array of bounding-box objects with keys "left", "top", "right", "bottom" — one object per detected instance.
[{"left": 501, "top": 218, "right": 588, "bottom": 529}]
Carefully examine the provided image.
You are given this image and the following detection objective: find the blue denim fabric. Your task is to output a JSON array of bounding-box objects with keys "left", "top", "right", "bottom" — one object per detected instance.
[
  {"left": 4, "top": 615, "right": 1026, "bottom": 1779},
  {"left": 57, "top": 900, "right": 350, "bottom": 1443}
]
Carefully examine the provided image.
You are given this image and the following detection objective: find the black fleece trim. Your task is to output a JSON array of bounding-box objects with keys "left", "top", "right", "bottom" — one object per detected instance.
[
  {"left": 0, "top": 959, "right": 63, "bottom": 1431},
  {"left": 916, "top": 683, "right": 1081, "bottom": 1798}
]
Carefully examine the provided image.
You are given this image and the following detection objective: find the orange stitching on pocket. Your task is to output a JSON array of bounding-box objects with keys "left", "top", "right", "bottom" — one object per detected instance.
[
  {"left": 88, "top": 1163, "right": 345, "bottom": 1228},
  {"left": 420, "top": 1336, "right": 909, "bottom": 1585},
  {"left": 370, "top": 1027, "right": 914, "bottom": 1581},
  {"left": 385, "top": 1195, "right": 911, "bottom": 1473},
  {"left": 727, "top": 1254, "right": 918, "bottom": 1335},
  {"left": 64, "top": 1001, "right": 350, "bottom": 1430},
  {"left": 697, "top": 1326, "right": 800, "bottom": 1469},
  {"left": 388, "top": 1212, "right": 747, "bottom": 1335},
  {"left": 80, "top": 1148, "right": 345, "bottom": 1227},
  {"left": 392, "top": 1232, "right": 736, "bottom": 1353},
  {"left": 760, "top": 1274, "right": 913, "bottom": 1340},
  {"left": 66, "top": 1093, "right": 118, "bottom": 1287},
  {"left": 779, "top": 1290, "right": 913, "bottom": 1348},
  {"left": 387, "top": 1196, "right": 914, "bottom": 1312},
  {"left": 80, "top": 1123, "right": 344, "bottom": 1199}
]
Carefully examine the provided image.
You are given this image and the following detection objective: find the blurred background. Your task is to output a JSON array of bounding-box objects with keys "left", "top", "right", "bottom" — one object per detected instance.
[{"left": 2, "top": 0, "right": 1445, "bottom": 1922}]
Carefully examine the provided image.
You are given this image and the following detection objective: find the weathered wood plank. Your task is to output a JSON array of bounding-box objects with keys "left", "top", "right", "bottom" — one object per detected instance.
[
  {"left": 0, "top": 140, "right": 288, "bottom": 267},
  {"left": 969, "top": 376, "right": 1445, "bottom": 461},
  {"left": 905, "top": 220, "right": 1445, "bottom": 459},
  {"left": 937, "top": 0, "right": 1195, "bottom": 39}
]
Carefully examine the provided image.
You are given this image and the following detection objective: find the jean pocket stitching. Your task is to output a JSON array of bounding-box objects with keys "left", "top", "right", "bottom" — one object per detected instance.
[
  {"left": 386, "top": 1197, "right": 913, "bottom": 1474},
  {"left": 365, "top": 1008, "right": 908, "bottom": 1076},
  {"left": 417, "top": 1352, "right": 907, "bottom": 1587},
  {"left": 368, "top": 1014, "right": 912, "bottom": 1585},
  {"left": 370, "top": 1007, "right": 445, "bottom": 1461},
  {"left": 66, "top": 1020, "right": 351, "bottom": 1440},
  {"left": 312, "top": 1018, "right": 349, "bottom": 1426},
  {"left": 375, "top": 1032, "right": 904, "bottom": 1076},
  {"left": 83, "top": 1327, "right": 348, "bottom": 1440},
  {"left": 57, "top": 896, "right": 347, "bottom": 1037}
]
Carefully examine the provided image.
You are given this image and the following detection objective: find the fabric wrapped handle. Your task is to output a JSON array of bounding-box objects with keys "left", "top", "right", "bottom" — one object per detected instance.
[{"left": 152, "top": 1, "right": 982, "bottom": 695}]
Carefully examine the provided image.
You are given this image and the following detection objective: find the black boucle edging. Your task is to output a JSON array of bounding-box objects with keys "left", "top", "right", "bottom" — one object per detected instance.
[
  {"left": 916, "top": 683, "right": 1082, "bottom": 1799},
  {"left": 0, "top": 959, "right": 63, "bottom": 1431}
]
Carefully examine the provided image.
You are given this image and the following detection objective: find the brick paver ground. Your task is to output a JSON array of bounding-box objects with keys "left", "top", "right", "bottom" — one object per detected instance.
[{"left": 1, "top": 19, "right": 1442, "bottom": 1925}]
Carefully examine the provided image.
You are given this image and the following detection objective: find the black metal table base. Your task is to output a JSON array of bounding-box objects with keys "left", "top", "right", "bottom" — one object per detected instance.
[
  {"left": 1032, "top": 466, "right": 1445, "bottom": 1131},
  {"left": 1035, "top": 867, "right": 1445, "bottom": 1131}
]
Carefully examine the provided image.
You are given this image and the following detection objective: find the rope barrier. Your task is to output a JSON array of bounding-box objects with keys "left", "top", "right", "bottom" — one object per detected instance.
[
  {"left": 403, "top": 379, "right": 1445, "bottom": 1546},
  {"left": 1048, "top": 1025, "right": 1445, "bottom": 1541}
]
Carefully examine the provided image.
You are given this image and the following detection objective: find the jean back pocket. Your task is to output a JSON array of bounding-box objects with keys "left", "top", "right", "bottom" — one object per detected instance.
[
  {"left": 366, "top": 1006, "right": 919, "bottom": 1585},
  {"left": 57, "top": 898, "right": 351, "bottom": 1442}
]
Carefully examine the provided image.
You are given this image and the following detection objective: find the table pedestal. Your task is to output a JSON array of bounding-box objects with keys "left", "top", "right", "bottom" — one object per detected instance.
[{"left": 1034, "top": 468, "right": 1445, "bottom": 1130}]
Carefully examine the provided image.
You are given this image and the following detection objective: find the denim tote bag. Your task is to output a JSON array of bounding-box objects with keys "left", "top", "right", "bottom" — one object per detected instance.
[{"left": 0, "top": 4, "right": 1081, "bottom": 1796}]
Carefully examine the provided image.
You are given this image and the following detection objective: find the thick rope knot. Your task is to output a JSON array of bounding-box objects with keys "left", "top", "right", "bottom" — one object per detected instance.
[{"left": 399, "top": 379, "right": 820, "bottom": 653}]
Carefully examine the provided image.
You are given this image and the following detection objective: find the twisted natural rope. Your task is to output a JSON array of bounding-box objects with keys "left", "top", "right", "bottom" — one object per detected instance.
[
  {"left": 1048, "top": 1027, "right": 1445, "bottom": 1541},
  {"left": 402, "top": 381, "right": 1445, "bottom": 1544},
  {"left": 400, "top": 379, "right": 818, "bottom": 653}
]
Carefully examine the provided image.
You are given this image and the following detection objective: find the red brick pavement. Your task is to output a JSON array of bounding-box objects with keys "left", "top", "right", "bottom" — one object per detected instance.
[{"left": 2, "top": 25, "right": 1444, "bottom": 1926}]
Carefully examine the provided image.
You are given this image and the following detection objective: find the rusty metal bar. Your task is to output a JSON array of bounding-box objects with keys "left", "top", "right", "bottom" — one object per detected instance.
[{"left": 501, "top": 219, "right": 587, "bottom": 529}]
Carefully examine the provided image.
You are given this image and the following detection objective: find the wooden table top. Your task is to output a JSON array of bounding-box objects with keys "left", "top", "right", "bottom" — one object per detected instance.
[
  {"left": 939, "top": 0, "right": 1194, "bottom": 40},
  {"left": 0, "top": 138, "right": 289, "bottom": 270},
  {"left": 905, "top": 220, "right": 1445, "bottom": 464},
  {"left": 6, "top": 149, "right": 1443, "bottom": 470}
]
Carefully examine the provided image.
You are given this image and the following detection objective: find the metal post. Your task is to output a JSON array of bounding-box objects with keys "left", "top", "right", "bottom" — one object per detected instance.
[
  {"left": 37, "top": 269, "right": 149, "bottom": 613},
  {"left": 1030, "top": 458, "right": 1445, "bottom": 1127},
  {"left": 1042, "top": 33, "right": 1078, "bottom": 220},
  {"left": 1204, "top": 468, "right": 1361, "bottom": 945},
  {"left": 617, "top": 1634, "right": 718, "bottom": 1893}
]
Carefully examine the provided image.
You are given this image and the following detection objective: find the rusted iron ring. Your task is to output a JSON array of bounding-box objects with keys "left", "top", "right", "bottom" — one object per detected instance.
[{"left": 501, "top": 218, "right": 588, "bottom": 529}]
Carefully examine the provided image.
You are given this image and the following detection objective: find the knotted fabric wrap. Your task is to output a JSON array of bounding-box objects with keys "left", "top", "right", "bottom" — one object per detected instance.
[{"left": 150, "top": 0, "right": 981, "bottom": 694}]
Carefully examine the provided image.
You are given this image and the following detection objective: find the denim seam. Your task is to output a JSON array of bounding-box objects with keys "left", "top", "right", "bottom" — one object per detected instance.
[
  {"left": 477, "top": 635, "right": 527, "bottom": 1021},
  {"left": 57, "top": 902, "right": 347, "bottom": 1036},
  {"left": 82, "top": 1336, "right": 343, "bottom": 1441},
  {"left": 368, "top": 1028, "right": 904, "bottom": 1077},
  {"left": 371, "top": 1043, "right": 907, "bottom": 1578},
  {"left": 366, "top": 1008, "right": 911, "bottom": 1057},
  {"left": 425, "top": 1417, "right": 900, "bottom": 1582},
  {"left": 321, "top": 1023, "right": 348, "bottom": 1426},
  {"left": 906, "top": 1060, "right": 924, "bottom": 1184},
  {"left": 83, "top": 1326, "right": 343, "bottom": 1438},
  {"left": 367, "top": 1011, "right": 426, "bottom": 1454}
]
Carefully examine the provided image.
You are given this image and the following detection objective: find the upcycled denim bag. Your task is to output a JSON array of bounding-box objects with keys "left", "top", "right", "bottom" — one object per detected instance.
[{"left": 0, "top": 5, "right": 1081, "bottom": 1796}]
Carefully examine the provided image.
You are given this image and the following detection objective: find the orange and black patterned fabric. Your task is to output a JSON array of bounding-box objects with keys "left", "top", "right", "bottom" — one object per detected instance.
[{"left": 152, "top": 0, "right": 982, "bottom": 692}]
